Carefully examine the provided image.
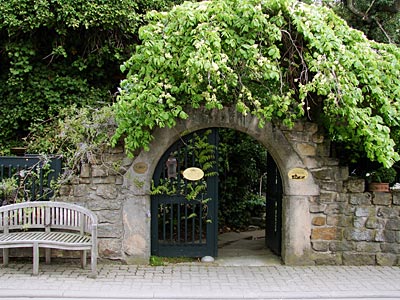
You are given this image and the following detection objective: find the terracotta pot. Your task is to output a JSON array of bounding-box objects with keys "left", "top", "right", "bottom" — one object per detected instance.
[{"left": 368, "top": 182, "right": 390, "bottom": 192}]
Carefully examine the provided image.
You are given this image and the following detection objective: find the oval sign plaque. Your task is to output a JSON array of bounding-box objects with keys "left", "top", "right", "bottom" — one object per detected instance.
[
  {"left": 183, "top": 167, "right": 204, "bottom": 181},
  {"left": 288, "top": 168, "right": 308, "bottom": 180},
  {"left": 133, "top": 162, "right": 148, "bottom": 174}
]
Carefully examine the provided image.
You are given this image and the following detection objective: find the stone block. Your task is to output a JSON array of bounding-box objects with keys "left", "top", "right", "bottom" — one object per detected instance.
[
  {"left": 372, "top": 193, "right": 392, "bottom": 206},
  {"left": 309, "top": 204, "right": 327, "bottom": 213},
  {"left": 385, "top": 219, "right": 400, "bottom": 231},
  {"left": 316, "top": 141, "right": 331, "bottom": 157},
  {"left": 73, "top": 184, "right": 89, "bottom": 197},
  {"left": 345, "top": 229, "right": 374, "bottom": 241},
  {"left": 98, "top": 238, "right": 123, "bottom": 259},
  {"left": 353, "top": 217, "right": 367, "bottom": 228},
  {"left": 349, "top": 193, "right": 371, "bottom": 205},
  {"left": 377, "top": 253, "right": 397, "bottom": 266},
  {"left": 311, "top": 241, "right": 329, "bottom": 251},
  {"left": 319, "top": 192, "right": 338, "bottom": 203},
  {"left": 97, "top": 209, "right": 122, "bottom": 224},
  {"left": 313, "top": 168, "right": 335, "bottom": 181},
  {"left": 381, "top": 243, "right": 400, "bottom": 254},
  {"left": 311, "top": 227, "right": 339, "bottom": 240},
  {"left": 393, "top": 192, "right": 400, "bottom": 205},
  {"left": 95, "top": 184, "right": 118, "bottom": 199},
  {"left": 355, "top": 207, "right": 373, "bottom": 217},
  {"left": 79, "top": 178, "right": 91, "bottom": 184},
  {"left": 80, "top": 163, "right": 91, "bottom": 178},
  {"left": 325, "top": 203, "right": 346, "bottom": 215},
  {"left": 329, "top": 241, "right": 354, "bottom": 251},
  {"left": 87, "top": 198, "right": 122, "bottom": 211},
  {"left": 59, "top": 185, "right": 72, "bottom": 196},
  {"left": 344, "top": 178, "right": 365, "bottom": 193},
  {"left": 312, "top": 216, "right": 326, "bottom": 226},
  {"left": 312, "top": 133, "right": 324, "bottom": 144},
  {"left": 314, "top": 254, "right": 342, "bottom": 265},
  {"left": 342, "top": 253, "right": 376, "bottom": 265},
  {"left": 377, "top": 207, "right": 399, "bottom": 218},
  {"left": 336, "top": 193, "right": 348, "bottom": 202},
  {"left": 327, "top": 215, "right": 351, "bottom": 227},
  {"left": 92, "top": 176, "right": 118, "bottom": 184},
  {"left": 355, "top": 242, "right": 380, "bottom": 252},
  {"left": 365, "top": 217, "right": 385, "bottom": 229},
  {"left": 319, "top": 181, "right": 344, "bottom": 192},
  {"left": 98, "top": 223, "right": 123, "bottom": 239},
  {"left": 92, "top": 165, "right": 109, "bottom": 177},
  {"left": 304, "top": 122, "right": 318, "bottom": 134},
  {"left": 296, "top": 143, "right": 316, "bottom": 156},
  {"left": 334, "top": 167, "right": 349, "bottom": 181},
  {"left": 382, "top": 230, "right": 397, "bottom": 243}
]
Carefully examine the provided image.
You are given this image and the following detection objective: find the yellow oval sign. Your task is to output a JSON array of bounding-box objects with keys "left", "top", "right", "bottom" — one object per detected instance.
[
  {"left": 183, "top": 167, "right": 204, "bottom": 181},
  {"left": 288, "top": 168, "right": 308, "bottom": 180},
  {"left": 133, "top": 162, "right": 148, "bottom": 174}
]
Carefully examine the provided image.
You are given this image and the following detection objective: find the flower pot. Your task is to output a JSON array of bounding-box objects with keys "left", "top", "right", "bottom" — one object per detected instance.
[{"left": 368, "top": 182, "right": 390, "bottom": 192}]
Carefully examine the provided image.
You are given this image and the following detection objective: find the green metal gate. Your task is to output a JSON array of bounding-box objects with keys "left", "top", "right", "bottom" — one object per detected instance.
[
  {"left": 151, "top": 129, "right": 218, "bottom": 257},
  {"left": 265, "top": 152, "right": 282, "bottom": 255}
]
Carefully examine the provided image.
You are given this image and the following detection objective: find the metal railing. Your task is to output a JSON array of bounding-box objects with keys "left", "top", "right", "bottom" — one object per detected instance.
[{"left": 0, "top": 155, "right": 62, "bottom": 205}]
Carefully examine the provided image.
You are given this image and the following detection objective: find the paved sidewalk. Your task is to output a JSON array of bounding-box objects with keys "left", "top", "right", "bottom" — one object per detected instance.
[{"left": 0, "top": 262, "right": 399, "bottom": 300}]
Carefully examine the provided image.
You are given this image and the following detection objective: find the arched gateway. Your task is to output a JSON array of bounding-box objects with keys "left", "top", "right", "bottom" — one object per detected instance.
[{"left": 122, "top": 107, "right": 321, "bottom": 265}]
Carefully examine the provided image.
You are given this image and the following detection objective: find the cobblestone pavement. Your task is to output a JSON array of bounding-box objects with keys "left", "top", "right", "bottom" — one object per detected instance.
[{"left": 0, "top": 262, "right": 399, "bottom": 299}]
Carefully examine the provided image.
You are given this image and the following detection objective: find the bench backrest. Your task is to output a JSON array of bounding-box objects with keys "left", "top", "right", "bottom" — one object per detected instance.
[{"left": 0, "top": 201, "right": 98, "bottom": 235}]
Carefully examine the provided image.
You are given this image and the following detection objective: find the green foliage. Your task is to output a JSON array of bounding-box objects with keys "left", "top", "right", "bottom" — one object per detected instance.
[
  {"left": 218, "top": 130, "right": 267, "bottom": 229},
  {"left": 0, "top": 155, "right": 58, "bottom": 205},
  {"left": 151, "top": 130, "right": 217, "bottom": 204},
  {"left": 26, "top": 105, "right": 117, "bottom": 176},
  {"left": 327, "top": 0, "right": 400, "bottom": 45},
  {"left": 367, "top": 166, "right": 397, "bottom": 183},
  {"left": 113, "top": 0, "right": 400, "bottom": 168},
  {"left": 0, "top": 0, "right": 181, "bottom": 154}
]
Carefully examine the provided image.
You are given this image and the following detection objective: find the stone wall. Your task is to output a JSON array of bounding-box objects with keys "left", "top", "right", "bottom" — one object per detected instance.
[
  {"left": 57, "top": 146, "right": 133, "bottom": 261},
  {"left": 52, "top": 110, "right": 399, "bottom": 266},
  {"left": 310, "top": 177, "right": 400, "bottom": 266}
]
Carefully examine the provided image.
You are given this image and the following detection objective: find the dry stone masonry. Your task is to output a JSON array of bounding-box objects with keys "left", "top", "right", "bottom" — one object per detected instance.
[{"left": 57, "top": 108, "right": 399, "bottom": 266}]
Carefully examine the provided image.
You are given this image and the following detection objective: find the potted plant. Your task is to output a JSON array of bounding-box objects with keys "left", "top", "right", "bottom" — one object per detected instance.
[{"left": 366, "top": 166, "right": 397, "bottom": 192}]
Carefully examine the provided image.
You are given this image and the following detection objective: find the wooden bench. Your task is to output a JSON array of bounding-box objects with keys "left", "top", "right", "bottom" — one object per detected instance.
[{"left": 0, "top": 201, "right": 98, "bottom": 277}]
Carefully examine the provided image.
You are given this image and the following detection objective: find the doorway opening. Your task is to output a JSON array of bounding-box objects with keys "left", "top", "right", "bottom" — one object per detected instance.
[
  {"left": 150, "top": 127, "right": 282, "bottom": 265},
  {"left": 217, "top": 129, "right": 282, "bottom": 266}
]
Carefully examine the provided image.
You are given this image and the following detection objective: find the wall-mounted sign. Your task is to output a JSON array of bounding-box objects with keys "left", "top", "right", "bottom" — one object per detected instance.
[
  {"left": 288, "top": 168, "right": 308, "bottom": 180},
  {"left": 133, "top": 162, "right": 148, "bottom": 174},
  {"left": 183, "top": 167, "right": 204, "bottom": 181}
]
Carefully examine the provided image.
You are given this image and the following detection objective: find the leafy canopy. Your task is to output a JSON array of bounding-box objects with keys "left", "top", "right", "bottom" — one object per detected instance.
[
  {"left": 0, "top": 0, "right": 182, "bottom": 153},
  {"left": 113, "top": 0, "right": 400, "bottom": 167}
]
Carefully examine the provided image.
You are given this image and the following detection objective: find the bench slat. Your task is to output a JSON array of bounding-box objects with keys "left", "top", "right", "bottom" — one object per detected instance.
[{"left": 0, "top": 201, "right": 97, "bottom": 277}]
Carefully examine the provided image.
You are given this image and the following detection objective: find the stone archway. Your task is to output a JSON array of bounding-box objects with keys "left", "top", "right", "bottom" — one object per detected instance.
[{"left": 122, "top": 107, "right": 321, "bottom": 265}]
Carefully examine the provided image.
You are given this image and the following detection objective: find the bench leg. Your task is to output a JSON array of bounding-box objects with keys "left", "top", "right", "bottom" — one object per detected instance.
[
  {"left": 90, "top": 247, "right": 97, "bottom": 278},
  {"left": 3, "top": 249, "right": 9, "bottom": 266},
  {"left": 45, "top": 249, "right": 51, "bottom": 264},
  {"left": 80, "top": 250, "right": 87, "bottom": 268},
  {"left": 33, "top": 243, "right": 39, "bottom": 275}
]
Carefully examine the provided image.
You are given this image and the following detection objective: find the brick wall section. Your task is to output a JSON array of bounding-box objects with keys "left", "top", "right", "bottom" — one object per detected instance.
[{"left": 310, "top": 177, "right": 400, "bottom": 266}]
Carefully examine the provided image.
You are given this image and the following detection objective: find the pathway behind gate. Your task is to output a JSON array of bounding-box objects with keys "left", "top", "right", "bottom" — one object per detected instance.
[{"left": 0, "top": 262, "right": 399, "bottom": 300}]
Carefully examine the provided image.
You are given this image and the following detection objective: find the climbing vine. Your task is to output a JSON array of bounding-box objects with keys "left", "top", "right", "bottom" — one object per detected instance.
[
  {"left": 113, "top": 0, "right": 400, "bottom": 168},
  {"left": 151, "top": 130, "right": 218, "bottom": 220}
]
